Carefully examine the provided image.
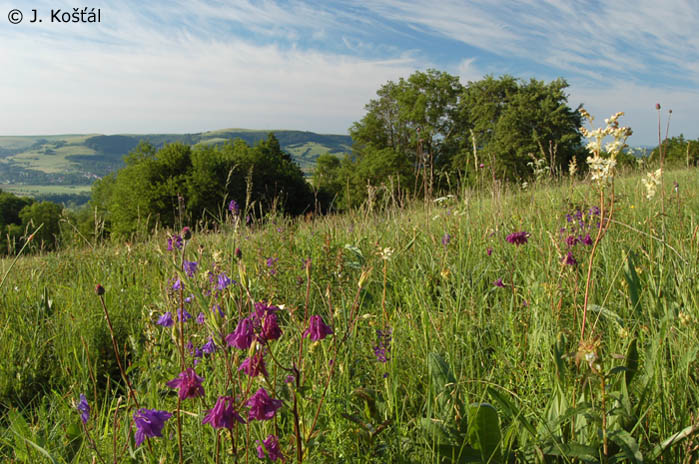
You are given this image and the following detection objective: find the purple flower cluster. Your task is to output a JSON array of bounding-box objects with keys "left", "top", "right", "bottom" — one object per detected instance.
[
  {"left": 202, "top": 396, "right": 245, "bottom": 430},
  {"left": 77, "top": 394, "right": 90, "bottom": 425},
  {"left": 441, "top": 233, "right": 451, "bottom": 247},
  {"left": 239, "top": 351, "right": 268, "bottom": 378},
  {"left": 228, "top": 199, "right": 240, "bottom": 215},
  {"left": 226, "top": 302, "right": 283, "bottom": 350},
  {"left": 373, "top": 327, "right": 392, "bottom": 363},
  {"left": 167, "top": 234, "right": 183, "bottom": 251},
  {"left": 246, "top": 388, "right": 283, "bottom": 421},
  {"left": 266, "top": 257, "right": 279, "bottom": 276},
  {"left": 156, "top": 312, "right": 174, "bottom": 327},
  {"left": 303, "top": 315, "right": 333, "bottom": 342},
  {"left": 166, "top": 368, "right": 205, "bottom": 400},
  {"left": 506, "top": 231, "right": 530, "bottom": 246},
  {"left": 560, "top": 207, "right": 598, "bottom": 266},
  {"left": 133, "top": 408, "right": 172, "bottom": 447},
  {"left": 183, "top": 260, "right": 198, "bottom": 278},
  {"left": 257, "top": 434, "right": 284, "bottom": 461}
]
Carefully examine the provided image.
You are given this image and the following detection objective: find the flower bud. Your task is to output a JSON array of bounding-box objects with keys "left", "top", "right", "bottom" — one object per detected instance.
[
  {"left": 181, "top": 227, "right": 192, "bottom": 240},
  {"left": 655, "top": 103, "right": 661, "bottom": 110},
  {"left": 95, "top": 284, "right": 105, "bottom": 296},
  {"left": 235, "top": 247, "right": 242, "bottom": 259}
]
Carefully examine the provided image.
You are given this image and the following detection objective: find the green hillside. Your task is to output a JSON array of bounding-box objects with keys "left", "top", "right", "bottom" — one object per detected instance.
[{"left": 0, "top": 130, "right": 352, "bottom": 201}]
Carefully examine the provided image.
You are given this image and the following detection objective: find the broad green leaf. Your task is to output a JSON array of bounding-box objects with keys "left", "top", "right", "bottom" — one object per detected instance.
[
  {"left": 648, "top": 423, "right": 699, "bottom": 460},
  {"left": 623, "top": 251, "right": 642, "bottom": 313},
  {"left": 543, "top": 442, "right": 599, "bottom": 462},
  {"left": 609, "top": 429, "right": 644, "bottom": 463},
  {"left": 467, "top": 403, "right": 502, "bottom": 463}
]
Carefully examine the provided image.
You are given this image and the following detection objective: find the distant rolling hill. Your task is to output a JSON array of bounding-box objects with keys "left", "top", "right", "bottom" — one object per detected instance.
[{"left": 0, "top": 129, "right": 352, "bottom": 202}]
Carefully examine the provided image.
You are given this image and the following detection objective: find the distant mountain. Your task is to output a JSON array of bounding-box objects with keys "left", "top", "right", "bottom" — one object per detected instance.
[{"left": 0, "top": 129, "right": 353, "bottom": 187}]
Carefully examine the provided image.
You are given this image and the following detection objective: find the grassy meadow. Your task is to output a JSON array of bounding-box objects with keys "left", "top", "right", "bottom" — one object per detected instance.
[{"left": 0, "top": 167, "right": 697, "bottom": 462}]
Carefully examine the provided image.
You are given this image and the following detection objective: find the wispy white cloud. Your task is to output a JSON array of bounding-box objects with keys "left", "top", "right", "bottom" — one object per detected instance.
[{"left": 0, "top": 0, "right": 696, "bottom": 144}]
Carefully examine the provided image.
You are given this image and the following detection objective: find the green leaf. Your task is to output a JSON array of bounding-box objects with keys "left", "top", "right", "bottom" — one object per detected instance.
[
  {"left": 428, "top": 352, "right": 457, "bottom": 416},
  {"left": 486, "top": 387, "right": 537, "bottom": 439},
  {"left": 466, "top": 403, "right": 502, "bottom": 463},
  {"left": 609, "top": 429, "right": 644, "bottom": 463},
  {"left": 588, "top": 304, "right": 623, "bottom": 326},
  {"left": 625, "top": 338, "right": 639, "bottom": 389},
  {"left": 648, "top": 423, "right": 699, "bottom": 460},
  {"left": 543, "top": 442, "right": 599, "bottom": 462},
  {"left": 623, "top": 251, "right": 642, "bottom": 313}
]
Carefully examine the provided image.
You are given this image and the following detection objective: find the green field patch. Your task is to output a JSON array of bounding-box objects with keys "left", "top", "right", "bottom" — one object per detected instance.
[{"left": 2, "top": 183, "right": 92, "bottom": 196}]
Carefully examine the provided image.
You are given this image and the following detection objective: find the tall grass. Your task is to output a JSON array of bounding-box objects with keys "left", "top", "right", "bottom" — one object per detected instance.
[{"left": 0, "top": 166, "right": 697, "bottom": 462}]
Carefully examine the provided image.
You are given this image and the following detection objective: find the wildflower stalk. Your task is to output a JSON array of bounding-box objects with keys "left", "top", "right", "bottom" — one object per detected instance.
[
  {"left": 96, "top": 290, "right": 140, "bottom": 409},
  {"left": 657, "top": 105, "right": 670, "bottom": 236},
  {"left": 78, "top": 418, "right": 107, "bottom": 464},
  {"left": 176, "top": 396, "right": 184, "bottom": 464},
  {"left": 599, "top": 371, "right": 608, "bottom": 458},
  {"left": 580, "top": 187, "right": 614, "bottom": 341}
]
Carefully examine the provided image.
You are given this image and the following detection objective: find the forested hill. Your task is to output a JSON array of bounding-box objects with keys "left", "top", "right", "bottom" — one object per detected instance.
[{"left": 0, "top": 129, "right": 352, "bottom": 184}]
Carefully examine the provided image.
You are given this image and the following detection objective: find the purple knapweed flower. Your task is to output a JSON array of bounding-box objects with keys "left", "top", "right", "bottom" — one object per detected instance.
[
  {"left": 228, "top": 199, "right": 240, "bottom": 215},
  {"left": 302, "top": 315, "right": 333, "bottom": 342},
  {"left": 133, "top": 408, "right": 172, "bottom": 447},
  {"left": 486, "top": 247, "right": 493, "bottom": 256},
  {"left": 202, "top": 396, "right": 245, "bottom": 430},
  {"left": 506, "top": 231, "right": 529, "bottom": 246},
  {"left": 246, "top": 388, "right": 282, "bottom": 421},
  {"left": 238, "top": 351, "right": 268, "bottom": 378},
  {"left": 226, "top": 317, "right": 254, "bottom": 350},
  {"left": 183, "top": 260, "right": 198, "bottom": 278},
  {"left": 156, "top": 312, "right": 174, "bottom": 327},
  {"left": 257, "top": 434, "right": 284, "bottom": 461},
  {"left": 77, "top": 394, "right": 90, "bottom": 425},
  {"left": 181, "top": 226, "right": 192, "bottom": 240},
  {"left": 166, "top": 368, "right": 205, "bottom": 400},
  {"left": 493, "top": 278, "right": 505, "bottom": 288},
  {"left": 442, "top": 233, "right": 451, "bottom": 247},
  {"left": 562, "top": 251, "right": 578, "bottom": 266}
]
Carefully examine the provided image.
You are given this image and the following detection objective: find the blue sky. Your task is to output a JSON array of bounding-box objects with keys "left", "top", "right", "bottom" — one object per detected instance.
[{"left": 1, "top": 0, "right": 697, "bottom": 145}]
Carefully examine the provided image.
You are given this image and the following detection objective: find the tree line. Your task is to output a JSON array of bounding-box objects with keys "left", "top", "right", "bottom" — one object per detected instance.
[{"left": 3, "top": 70, "right": 695, "bottom": 251}]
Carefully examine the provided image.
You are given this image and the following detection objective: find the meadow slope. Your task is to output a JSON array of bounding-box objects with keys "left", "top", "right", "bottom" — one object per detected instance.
[{"left": 0, "top": 167, "right": 697, "bottom": 462}]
